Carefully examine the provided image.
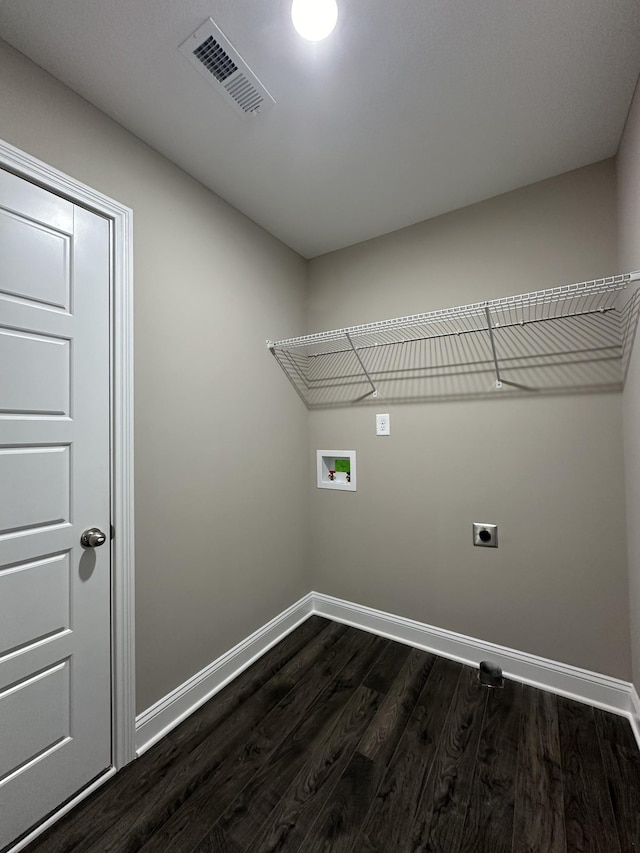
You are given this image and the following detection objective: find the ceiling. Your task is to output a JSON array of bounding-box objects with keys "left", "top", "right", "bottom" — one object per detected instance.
[{"left": 1, "top": 0, "right": 639, "bottom": 258}]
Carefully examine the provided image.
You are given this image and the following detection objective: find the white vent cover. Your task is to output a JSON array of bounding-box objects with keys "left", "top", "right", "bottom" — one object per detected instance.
[{"left": 179, "top": 18, "right": 275, "bottom": 117}]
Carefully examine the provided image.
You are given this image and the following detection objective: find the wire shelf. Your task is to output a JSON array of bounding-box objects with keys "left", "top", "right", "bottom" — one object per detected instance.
[{"left": 268, "top": 273, "right": 640, "bottom": 408}]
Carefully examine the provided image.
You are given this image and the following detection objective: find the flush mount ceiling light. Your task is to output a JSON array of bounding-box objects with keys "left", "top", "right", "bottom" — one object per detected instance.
[{"left": 291, "top": 0, "right": 338, "bottom": 41}]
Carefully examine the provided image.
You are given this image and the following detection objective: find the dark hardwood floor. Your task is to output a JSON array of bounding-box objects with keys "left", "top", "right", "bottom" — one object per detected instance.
[{"left": 18, "top": 616, "right": 640, "bottom": 853}]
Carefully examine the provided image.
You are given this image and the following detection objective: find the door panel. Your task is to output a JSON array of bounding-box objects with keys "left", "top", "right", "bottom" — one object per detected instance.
[
  {"left": 0, "top": 328, "right": 70, "bottom": 415},
  {"left": 0, "top": 553, "right": 70, "bottom": 653},
  {"left": 0, "top": 661, "right": 70, "bottom": 782},
  {"left": 0, "top": 445, "right": 70, "bottom": 534},
  {"left": 0, "top": 168, "right": 111, "bottom": 850},
  {"left": 0, "top": 208, "right": 70, "bottom": 309}
]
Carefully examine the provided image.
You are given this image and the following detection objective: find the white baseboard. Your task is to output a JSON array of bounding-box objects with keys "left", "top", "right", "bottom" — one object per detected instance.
[
  {"left": 309, "top": 592, "right": 638, "bottom": 726},
  {"left": 630, "top": 686, "right": 640, "bottom": 750},
  {"left": 135, "top": 593, "right": 314, "bottom": 755}
]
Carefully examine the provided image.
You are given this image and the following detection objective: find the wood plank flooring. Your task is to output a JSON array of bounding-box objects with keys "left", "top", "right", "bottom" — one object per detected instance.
[{"left": 17, "top": 616, "right": 640, "bottom": 853}]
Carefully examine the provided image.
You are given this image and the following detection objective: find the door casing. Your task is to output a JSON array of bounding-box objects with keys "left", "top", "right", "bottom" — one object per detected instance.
[{"left": 0, "top": 138, "right": 135, "bottom": 850}]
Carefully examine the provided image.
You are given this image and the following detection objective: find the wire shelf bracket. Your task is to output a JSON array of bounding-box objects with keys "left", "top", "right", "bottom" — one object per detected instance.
[
  {"left": 345, "top": 331, "right": 378, "bottom": 399},
  {"left": 484, "top": 304, "right": 503, "bottom": 390}
]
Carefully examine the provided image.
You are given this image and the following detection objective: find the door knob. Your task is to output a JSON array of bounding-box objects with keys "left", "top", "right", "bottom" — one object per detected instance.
[{"left": 81, "top": 528, "right": 107, "bottom": 548}]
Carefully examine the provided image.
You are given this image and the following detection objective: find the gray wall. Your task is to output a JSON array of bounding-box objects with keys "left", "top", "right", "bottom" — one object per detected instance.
[
  {"left": 0, "top": 39, "right": 310, "bottom": 713},
  {"left": 619, "top": 77, "right": 640, "bottom": 692},
  {"left": 308, "top": 161, "right": 631, "bottom": 679}
]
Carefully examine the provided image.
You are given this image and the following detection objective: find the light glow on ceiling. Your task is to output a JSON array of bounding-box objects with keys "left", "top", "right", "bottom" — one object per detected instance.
[{"left": 291, "top": 0, "right": 338, "bottom": 41}]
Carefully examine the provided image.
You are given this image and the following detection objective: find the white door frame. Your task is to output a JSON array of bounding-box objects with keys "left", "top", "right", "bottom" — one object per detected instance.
[{"left": 0, "top": 140, "right": 136, "bottom": 779}]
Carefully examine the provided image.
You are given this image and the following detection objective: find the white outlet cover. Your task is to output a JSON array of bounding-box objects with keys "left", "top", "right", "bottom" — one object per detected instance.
[{"left": 376, "top": 413, "right": 390, "bottom": 435}]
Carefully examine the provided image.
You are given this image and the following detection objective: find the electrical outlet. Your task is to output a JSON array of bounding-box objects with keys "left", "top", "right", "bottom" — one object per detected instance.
[
  {"left": 473, "top": 523, "right": 498, "bottom": 548},
  {"left": 376, "top": 413, "right": 390, "bottom": 435}
]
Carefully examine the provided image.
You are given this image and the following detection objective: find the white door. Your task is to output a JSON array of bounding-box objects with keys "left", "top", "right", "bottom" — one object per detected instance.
[{"left": 0, "top": 168, "right": 112, "bottom": 850}]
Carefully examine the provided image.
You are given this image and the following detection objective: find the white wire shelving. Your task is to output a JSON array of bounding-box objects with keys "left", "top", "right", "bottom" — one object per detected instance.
[{"left": 267, "top": 273, "right": 640, "bottom": 408}]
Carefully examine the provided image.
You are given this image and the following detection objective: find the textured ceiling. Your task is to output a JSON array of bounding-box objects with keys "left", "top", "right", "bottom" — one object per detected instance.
[{"left": 1, "top": 0, "right": 639, "bottom": 258}]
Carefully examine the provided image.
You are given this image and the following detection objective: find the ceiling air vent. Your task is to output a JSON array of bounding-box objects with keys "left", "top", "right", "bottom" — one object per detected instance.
[{"left": 179, "top": 19, "right": 275, "bottom": 117}]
